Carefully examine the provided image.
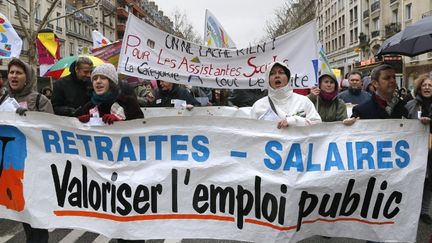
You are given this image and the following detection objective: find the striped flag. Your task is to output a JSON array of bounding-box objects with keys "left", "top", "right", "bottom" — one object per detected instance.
[
  {"left": 92, "top": 30, "right": 111, "bottom": 49},
  {"left": 318, "top": 45, "right": 333, "bottom": 75},
  {"left": 204, "top": 9, "right": 236, "bottom": 48}
]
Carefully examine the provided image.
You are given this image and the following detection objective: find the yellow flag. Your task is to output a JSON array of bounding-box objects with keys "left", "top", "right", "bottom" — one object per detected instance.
[{"left": 37, "top": 32, "right": 58, "bottom": 58}]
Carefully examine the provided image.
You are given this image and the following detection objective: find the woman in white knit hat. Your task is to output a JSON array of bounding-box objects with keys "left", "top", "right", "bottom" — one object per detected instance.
[{"left": 75, "top": 63, "right": 143, "bottom": 124}]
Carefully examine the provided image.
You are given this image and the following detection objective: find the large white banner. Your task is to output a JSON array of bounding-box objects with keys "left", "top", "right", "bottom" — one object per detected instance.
[
  {"left": 0, "top": 111, "right": 429, "bottom": 243},
  {"left": 118, "top": 15, "right": 319, "bottom": 89}
]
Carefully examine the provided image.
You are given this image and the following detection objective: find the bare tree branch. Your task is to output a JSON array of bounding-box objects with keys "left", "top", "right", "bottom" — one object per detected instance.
[
  {"left": 171, "top": 9, "right": 202, "bottom": 44},
  {"left": 35, "top": 0, "right": 61, "bottom": 33},
  {"left": 46, "top": 0, "right": 102, "bottom": 24},
  {"left": 7, "top": 0, "right": 30, "bottom": 16},
  {"left": 266, "top": 0, "right": 315, "bottom": 39},
  {"left": 12, "top": 0, "right": 31, "bottom": 41}
]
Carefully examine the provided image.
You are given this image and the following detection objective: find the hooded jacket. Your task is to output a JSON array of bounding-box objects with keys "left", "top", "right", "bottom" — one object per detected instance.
[
  {"left": 51, "top": 61, "right": 93, "bottom": 116},
  {"left": 250, "top": 61, "right": 321, "bottom": 126},
  {"left": 308, "top": 73, "right": 347, "bottom": 122},
  {"left": 3, "top": 59, "right": 53, "bottom": 113},
  {"left": 151, "top": 81, "right": 200, "bottom": 107}
]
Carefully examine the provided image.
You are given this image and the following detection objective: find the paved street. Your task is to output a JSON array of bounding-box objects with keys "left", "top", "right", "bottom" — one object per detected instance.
[{"left": 1, "top": 215, "right": 431, "bottom": 243}]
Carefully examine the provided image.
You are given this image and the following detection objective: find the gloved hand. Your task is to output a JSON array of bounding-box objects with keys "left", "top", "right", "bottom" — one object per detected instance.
[
  {"left": 16, "top": 107, "right": 28, "bottom": 116},
  {"left": 78, "top": 114, "right": 90, "bottom": 123},
  {"left": 102, "top": 114, "right": 121, "bottom": 125}
]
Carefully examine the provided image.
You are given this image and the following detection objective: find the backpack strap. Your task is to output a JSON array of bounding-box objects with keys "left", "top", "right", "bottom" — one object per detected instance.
[{"left": 268, "top": 97, "right": 279, "bottom": 116}]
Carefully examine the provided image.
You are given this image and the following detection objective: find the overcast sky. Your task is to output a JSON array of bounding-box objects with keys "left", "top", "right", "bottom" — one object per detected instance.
[{"left": 152, "top": 0, "right": 286, "bottom": 48}]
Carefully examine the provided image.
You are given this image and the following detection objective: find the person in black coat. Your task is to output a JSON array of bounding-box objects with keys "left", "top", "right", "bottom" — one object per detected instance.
[
  {"left": 151, "top": 80, "right": 200, "bottom": 108},
  {"left": 351, "top": 64, "right": 408, "bottom": 119},
  {"left": 346, "top": 64, "right": 408, "bottom": 243},
  {"left": 228, "top": 89, "right": 267, "bottom": 107},
  {"left": 51, "top": 57, "right": 93, "bottom": 116}
]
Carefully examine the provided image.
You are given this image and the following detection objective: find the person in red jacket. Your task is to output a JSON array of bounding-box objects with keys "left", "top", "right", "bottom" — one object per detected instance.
[{"left": 75, "top": 63, "right": 143, "bottom": 124}]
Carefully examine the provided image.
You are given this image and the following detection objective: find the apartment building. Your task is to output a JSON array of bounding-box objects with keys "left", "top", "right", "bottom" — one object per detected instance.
[
  {"left": 116, "top": 0, "right": 174, "bottom": 40},
  {"left": 0, "top": 0, "right": 174, "bottom": 76},
  {"left": 317, "top": 0, "right": 361, "bottom": 77},
  {"left": 319, "top": 0, "right": 432, "bottom": 88},
  {"left": 357, "top": 0, "right": 432, "bottom": 89}
]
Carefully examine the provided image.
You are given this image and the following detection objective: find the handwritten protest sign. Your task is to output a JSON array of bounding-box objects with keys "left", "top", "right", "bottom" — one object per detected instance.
[
  {"left": 118, "top": 15, "right": 319, "bottom": 89},
  {"left": 0, "top": 111, "right": 428, "bottom": 242}
]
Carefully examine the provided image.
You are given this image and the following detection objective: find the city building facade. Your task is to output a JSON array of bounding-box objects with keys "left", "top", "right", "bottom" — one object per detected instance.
[
  {"left": 317, "top": 0, "right": 361, "bottom": 77},
  {"left": 0, "top": 0, "right": 174, "bottom": 76},
  {"left": 318, "top": 0, "right": 432, "bottom": 89}
]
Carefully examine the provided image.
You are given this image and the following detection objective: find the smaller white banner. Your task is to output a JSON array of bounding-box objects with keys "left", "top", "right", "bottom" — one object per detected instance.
[{"left": 118, "top": 15, "right": 319, "bottom": 89}]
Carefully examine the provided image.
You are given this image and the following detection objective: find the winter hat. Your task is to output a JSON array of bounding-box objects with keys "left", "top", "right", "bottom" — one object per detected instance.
[
  {"left": 318, "top": 72, "right": 338, "bottom": 92},
  {"left": 91, "top": 63, "right": 118, "bottom": 85}
]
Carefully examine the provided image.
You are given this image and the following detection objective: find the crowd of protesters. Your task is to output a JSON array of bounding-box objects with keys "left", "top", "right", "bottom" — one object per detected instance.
[{"left": 0, "top": 56, "right": 431, "bottom": 243}]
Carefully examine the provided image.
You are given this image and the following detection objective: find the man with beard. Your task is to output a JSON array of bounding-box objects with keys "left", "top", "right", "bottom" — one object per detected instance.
[{"left": 338, "top": 71, "right": 371, "bottom": 105}]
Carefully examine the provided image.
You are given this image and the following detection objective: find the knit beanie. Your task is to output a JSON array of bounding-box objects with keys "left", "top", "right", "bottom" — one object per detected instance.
[{"left": 91, "top": 63, "right": 118, "bottom": 85}]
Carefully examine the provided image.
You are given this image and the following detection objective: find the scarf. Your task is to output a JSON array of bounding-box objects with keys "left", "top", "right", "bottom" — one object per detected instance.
[
  {"left": 319, "top": 90, "right": 338, "bottom": 102},
  {"left": 91, "top": 91, "right": 118, "bottom": 105}
]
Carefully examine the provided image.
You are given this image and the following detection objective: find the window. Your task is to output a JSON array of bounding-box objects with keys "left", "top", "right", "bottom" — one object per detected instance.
[
  {"left": 405, "top": 3, "right": 412, "bottom": 20},
  {"left": 392, "top": 9, "right": 398, "bottom": 23},
  {"left": 373, "top": 17, "right": 379, "bottom": 31},
  {"left": 354, "top": 6, "right": 358, "bottom": 21},
  {"left": 354, "top": 27, "right": 358, "bottom": 42},
  {"left": 342, "top": 34, "right": 345, "bottom": 47},
  {"left": 56, "top": 12, "right": 60, "bottom": 28},
  {"left": 70, "top": 42, "right": 74, "bottom": 56},
  {"left": 35, "top": 5, "right": 40, "bottom": 20}
]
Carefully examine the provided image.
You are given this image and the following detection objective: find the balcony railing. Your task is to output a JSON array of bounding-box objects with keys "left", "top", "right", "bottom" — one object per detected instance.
[
  {"left": 56, "top": 26, "right": 63, "bottom": 32},
  {"left": 47, "top": 23, "right": 53, "bottom": 29},
  {"left": 371, "top": 30, "right": 380, "bottom": 38},
  {"left": 385, "top": 22, "right": 401, "bottom": 37},
  {"left": 371, "top": 1, "right": 380, "bottom": 12},
  {"left": 363, "top": 9, "right": 369, "bottom": 19}
]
